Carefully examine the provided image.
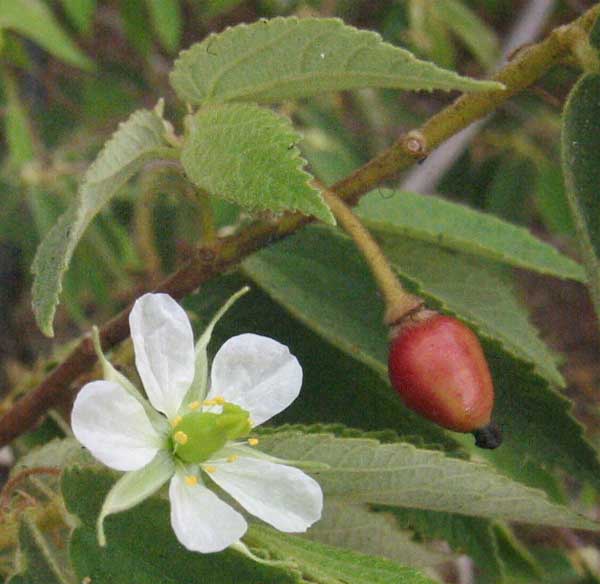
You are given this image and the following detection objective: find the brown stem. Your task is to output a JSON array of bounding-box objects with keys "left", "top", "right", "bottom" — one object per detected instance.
[{"left": 0, "top": 5, "right": 597, "bottom": 448}]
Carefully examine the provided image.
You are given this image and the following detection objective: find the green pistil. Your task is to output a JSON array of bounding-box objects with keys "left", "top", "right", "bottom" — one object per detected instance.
[{"left": 171, "top": 403, "right": 252, "bottom": 464}]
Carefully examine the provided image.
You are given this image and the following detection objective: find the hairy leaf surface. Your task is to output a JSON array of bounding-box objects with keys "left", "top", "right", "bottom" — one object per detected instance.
[
  {"left": 258, "top": 432, "right": 598, "bottom": 530},
  {"left": 181, "top": 103, "right": 333, "bottom": 222},
  {"left": 170, "top": 17, "right": 502, "bottom": 105}
]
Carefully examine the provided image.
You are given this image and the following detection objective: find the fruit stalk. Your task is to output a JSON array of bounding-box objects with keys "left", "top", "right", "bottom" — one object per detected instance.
[{"left": 323, "top": 190, "right": 501, "bottom": 448}]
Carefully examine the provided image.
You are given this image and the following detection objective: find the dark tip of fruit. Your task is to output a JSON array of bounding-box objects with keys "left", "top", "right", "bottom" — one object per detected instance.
[{"left": 472, "top": 422, "right": 502, "bottom": 450}]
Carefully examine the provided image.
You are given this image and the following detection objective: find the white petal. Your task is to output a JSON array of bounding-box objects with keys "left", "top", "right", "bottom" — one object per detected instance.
[
  {"left": 91, "top": 326, "right": 169, "bottom": 436},
  {"left": 97, "top": 450, "right": 174, "bottom": 545},
  {"left": 169, "top": 472, "right": 247, "bottom": 553},
  {"left": 130, "top": 293, "right": 195, "bottom": 419},
  {"left": 208, "top": 457, "right": 322, "bottom": 533},
  {"left": 185, "top": 287, "right": 250, "bottom": 405},
  {"left": 208, "top": 334, "right": 302, "bottom": 426},
  {"left": 71, "top": 381, "right": 162, "bottom": 471}
]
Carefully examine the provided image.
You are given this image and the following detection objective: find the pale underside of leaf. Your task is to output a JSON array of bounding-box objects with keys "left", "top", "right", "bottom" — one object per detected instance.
[
  {"left": 306, "top": 499, "right": 451, "bottom": 569},
  {"left": 257, "top": 432, "right": 599, "bottom": 531},
  {"left": 180, "top": 103, "right": 333, "bottom": 223},
  {"left": 357, "top": 190, "right": 585, "bottom": 282},
  {"left": 32, "top": 109, "right": 171, "bottom": 336},
  {"left": 249, "top": 524, "right": 435, "bottom": 584},
  {"left": 169, "top": 17, "right": 503, "bottom": 105}
]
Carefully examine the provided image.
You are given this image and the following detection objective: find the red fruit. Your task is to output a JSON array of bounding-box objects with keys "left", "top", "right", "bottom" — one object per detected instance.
[{"left": 388, "top": 311, "right": 501, "bottom": 448}]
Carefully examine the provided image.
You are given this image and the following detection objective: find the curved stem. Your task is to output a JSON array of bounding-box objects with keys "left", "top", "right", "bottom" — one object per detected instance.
[
  {"left": 323, "top": 190, "right": 422, "bottom": 324},
  {"left": 0, "top": 4, "right": 598, "bottom": 448}
]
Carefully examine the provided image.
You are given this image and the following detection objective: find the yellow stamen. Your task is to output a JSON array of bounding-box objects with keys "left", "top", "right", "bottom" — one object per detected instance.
[
  {"left": 204, "top": 465, "right": 217, "bottom": 474},
  {"left": 247, "top": 438, "right": 259, "bottom": 446},
  {"left": 171, "top": 416, "right": 182, "bottom": 428},
  {"left": 202, "top": 396, "right": 226, "bottom": 407},
  {"left": 173, "top": 431, "right": 189, "bottom": 445},
  {"left": 188, "top": 401, "right": 201, "bottom": 410},
  {"left": 185, "top": 475, "right": 198, "bottom": 487},
  {"left": 227, "top": 455, "right": 239, "bottom": 463}
]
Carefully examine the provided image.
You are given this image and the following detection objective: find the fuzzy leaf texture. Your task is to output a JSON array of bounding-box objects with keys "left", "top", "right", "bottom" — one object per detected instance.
[
  {"left": 357, "top": 190, "right": 584, "bottom": 282},
  {"left": 258, "top": 432, "right": 598, "bottom": 531},
  {"left": 32, "top": 108, "right": 172, "bottom": 336},
  {"left": 169, "top": 16, "right": 503, "bottom": 105},
  {"left": 181, "top": 103, "right": 334, "bottom": 222},
  {"left": 0, "top": 0, "right": 92, "bottom": 69},
  {"left": 243, "top": 227, "right": 600, "bottom": 492},
  {"left": 561, "top": 73, "right": 600, "bottom": 324}
]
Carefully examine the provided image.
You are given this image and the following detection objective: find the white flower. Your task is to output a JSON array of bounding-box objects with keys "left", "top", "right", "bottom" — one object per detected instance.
[{"left": 71, "top": 289, "right": 322, "bottom": 554}]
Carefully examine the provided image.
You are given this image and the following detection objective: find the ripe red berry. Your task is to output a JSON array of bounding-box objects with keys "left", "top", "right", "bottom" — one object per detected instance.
[{"left": 388, "top": 311, "right": 501, "bottom": 448}]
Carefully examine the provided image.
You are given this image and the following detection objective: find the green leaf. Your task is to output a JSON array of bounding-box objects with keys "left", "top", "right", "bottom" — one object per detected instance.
[
  {"left": 59, "top": 0, "right": 96, "bottom": 34},
  {"left": 200, "top": 0, "right": 245, "bottom": 20},
  {"left": 145, "top": 0, "right": 181, "bottom": 53},
  {"left": 483, "top": 342, "right": 600, "bottom": 496},
  {"left": 562, "top": 73, "right": 600, "bottom": 325},
  {"left": 533, "top": 159, "right": 575, "bottom": 236},
  {"left": 493, "top": 523, "right": 544, "bottom": 583},
  {"left": 170, "top": 17, "right": 503, "bottom": 105},
  {"left": 119, "top": 0, "right": 151, "bottom": 56},
  {"left": 1, "top": 67, "right": 35, "bottom": 165},
  {"left": 8, "top": 511, "right": 76, "bottom": 584},
  {"left": 485, "top": 156, "right": 535, "bottom": 224},
  {"left": 31, "top": 108, "right": 173, "bottom": 336},
  {"left": 377, "top": 233, "right": 564, "bottom": 386},
  {"left": 257, "top": 432, "right": 599, "bottom": 531},
  {"left": 248, "top": 525, "right": 435, "bottom": 584},
  {"left": 307, "top": 499, "right": 451, "bottom": 569},
  {"left": 0, "top": 0, "right": 92, "bottom": 69},
  {"left": 357, "top": 190, "right": 584, "bottom": 281},
  {"left": 180, "top": 103, "right": 334, "bottom": 223},
  {"left": 243, "top": 227, "right": 600, "bottom": 491},
  {"left": 407, "top": 0, "right": 456, "bottom": 69},
  {"left": 62, "top": 467, "right": 301, "bottom": 584},
  {"left": 431, "top": 0, "right": 499, "bottom": 68}
]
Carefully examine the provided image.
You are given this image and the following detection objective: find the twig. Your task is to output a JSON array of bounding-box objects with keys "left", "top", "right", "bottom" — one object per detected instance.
[{"left": 0, "top": 4, "right": 597, "bottom": 448}]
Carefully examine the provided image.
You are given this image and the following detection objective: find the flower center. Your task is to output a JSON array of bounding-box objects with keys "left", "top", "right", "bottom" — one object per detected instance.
[{"left": 171, "top": 402, "right": 252, "bottom": 464}]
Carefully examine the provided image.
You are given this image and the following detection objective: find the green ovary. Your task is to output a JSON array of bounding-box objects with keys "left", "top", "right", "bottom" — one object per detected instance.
[{"left": 172, "top": 403, "right": 252, "bottom": 464}]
